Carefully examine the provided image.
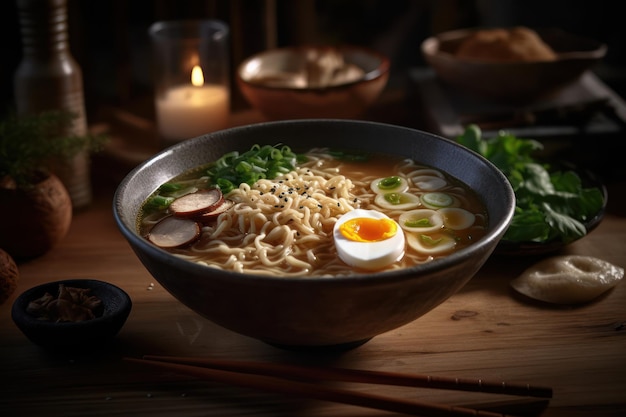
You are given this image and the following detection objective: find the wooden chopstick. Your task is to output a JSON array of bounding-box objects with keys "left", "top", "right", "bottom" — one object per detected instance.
[
  {"left": 125, "top": 356, "right": 552, "bottom": 417},
  {"left": 141, "top": 355, "right": 553, "bottom": 399}
]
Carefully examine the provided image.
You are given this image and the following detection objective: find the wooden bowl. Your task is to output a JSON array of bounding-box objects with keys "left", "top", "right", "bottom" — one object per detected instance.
[
  {"left": 421, "top": 27, "right": 607, "bottom": 103},
  {"left": 237, "top": 45, "right": 390, "bottom": 120}
]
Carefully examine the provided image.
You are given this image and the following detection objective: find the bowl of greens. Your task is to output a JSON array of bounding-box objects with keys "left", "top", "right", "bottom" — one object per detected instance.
[{"left": 455, "top": 125, "right": 607, "bottom": 256}]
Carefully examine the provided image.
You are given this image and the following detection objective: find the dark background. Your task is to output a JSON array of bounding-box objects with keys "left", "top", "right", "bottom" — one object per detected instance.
[{"left": 1, "top": 0, "right": 625, "bottom": 123}]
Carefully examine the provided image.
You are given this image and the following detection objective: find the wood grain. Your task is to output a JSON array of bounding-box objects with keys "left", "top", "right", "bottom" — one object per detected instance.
[{"left": 0, "top": 180, "right": 624, "bottom": 417}]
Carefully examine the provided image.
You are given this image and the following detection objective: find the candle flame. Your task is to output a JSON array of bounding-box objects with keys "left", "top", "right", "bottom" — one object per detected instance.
[{"left": 191, "top": 65, "right": 204, "bottom": 87}]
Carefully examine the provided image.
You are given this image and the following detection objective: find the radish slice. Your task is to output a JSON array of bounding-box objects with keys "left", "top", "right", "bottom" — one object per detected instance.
[
  {"left": 147, "top": 216, "right": 201, "bottom": 248},
  {"left": 170, "top": 189, "right": 224, "bottom": 218},
  {"left": 194, "top": 199, "right": 234, "bottom": 223}
]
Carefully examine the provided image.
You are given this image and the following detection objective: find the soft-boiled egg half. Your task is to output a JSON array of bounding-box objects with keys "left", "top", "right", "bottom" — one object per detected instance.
[{"left": 333, "top": 209, "right": 405, "bottom": 271}]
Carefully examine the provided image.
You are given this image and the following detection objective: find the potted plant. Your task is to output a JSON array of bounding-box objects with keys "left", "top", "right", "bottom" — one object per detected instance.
[{"left": 0, "top": 110, "right": 106, "bottom": 260}]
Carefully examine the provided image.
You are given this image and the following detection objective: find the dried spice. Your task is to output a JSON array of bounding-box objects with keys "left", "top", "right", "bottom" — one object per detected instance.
[
  {"left": 27, "top": 284, "right": 102, "bottom": 322},
  {"left": 0, "top": 248, "right": 19, "bottom": 304}
]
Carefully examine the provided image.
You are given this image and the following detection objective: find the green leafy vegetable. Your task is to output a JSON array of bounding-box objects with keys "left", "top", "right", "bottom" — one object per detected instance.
[{"left": 456, "top": 125, "right": 604, "bottom": 244}]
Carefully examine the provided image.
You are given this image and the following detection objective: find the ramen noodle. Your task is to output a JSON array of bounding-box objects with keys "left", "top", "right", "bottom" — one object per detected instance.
[{"left": 139, "top": 147, "right": 488, "bottom": 277}]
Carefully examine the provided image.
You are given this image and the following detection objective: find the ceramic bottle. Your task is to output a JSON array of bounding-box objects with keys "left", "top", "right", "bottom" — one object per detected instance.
[{"left": 13, "top": 0, "right": 92, "bottom": 209}]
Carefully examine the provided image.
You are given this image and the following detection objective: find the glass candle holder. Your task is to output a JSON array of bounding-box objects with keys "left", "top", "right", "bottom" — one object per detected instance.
[{"left": 149, "top": 20, "right": 230, "bottom": 148}]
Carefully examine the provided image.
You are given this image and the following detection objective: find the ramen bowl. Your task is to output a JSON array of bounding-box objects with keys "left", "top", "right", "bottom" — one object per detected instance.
[
  {"left": 113, "top": 120, "right": 515, "bottom": 350},
  {"left": 237, "top": 45, "right": 389, "bottom": 120}
]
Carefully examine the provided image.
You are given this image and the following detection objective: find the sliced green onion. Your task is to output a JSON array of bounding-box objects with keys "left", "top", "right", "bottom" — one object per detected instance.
[
  {"left": 378, "top": 176, "right": 402, "bottom": 190},
  {"left": 384, "top": 193, "right": 403, "bottom": 205},
  {"left": 143, "top": 195, "right": 175, "bottom": 213},
  {"left": 405, "top": 218, "right": 433, "bottom": 228},
  {"left": 420, "top": 234, "right": 443, "bottom": 246},
  {"left": 422, "top": 192, "right": 453, "bottom": 208},
  {"left": 216, "top": 178, "right": 236, "bottom": 193},
  {"left": 205, "top": 144, "right": 300, "bottom": 193},
  {"left": 158, "top": 183, "right": 183, "bottom": 194}
]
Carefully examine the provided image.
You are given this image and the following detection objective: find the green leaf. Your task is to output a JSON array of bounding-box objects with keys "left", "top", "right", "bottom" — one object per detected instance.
[
  {"left": 503, "top": 209, "right": 551, "bottom": 242},
  {"left": 542, "top": 203, "right": 587, "bottom": 243},
  {"left": 518, "top": 163, "right": 554, "bottom": 196},
  {"left": 454, "top": 125, "right": 604, "bottom": 244}
]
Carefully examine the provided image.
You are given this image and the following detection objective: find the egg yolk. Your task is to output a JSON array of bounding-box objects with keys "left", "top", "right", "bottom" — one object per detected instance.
[{"left": 339, "top": 217, "right": 398, "bottom": 242}]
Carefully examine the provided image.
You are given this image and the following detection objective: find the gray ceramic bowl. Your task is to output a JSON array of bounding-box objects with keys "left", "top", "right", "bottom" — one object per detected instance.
[{"left": 113, "top": 120, "right": 514, "bottom": 350}]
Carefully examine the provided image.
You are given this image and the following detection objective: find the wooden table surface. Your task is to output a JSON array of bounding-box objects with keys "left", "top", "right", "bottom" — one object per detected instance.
[{"left": 1, "top": 134, "right": 625, "bottom": 417}]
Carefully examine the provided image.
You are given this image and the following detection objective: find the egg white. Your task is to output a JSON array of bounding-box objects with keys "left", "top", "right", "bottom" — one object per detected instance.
[{"left": 333, "top": 209, "right": 405, "bottom": 271}]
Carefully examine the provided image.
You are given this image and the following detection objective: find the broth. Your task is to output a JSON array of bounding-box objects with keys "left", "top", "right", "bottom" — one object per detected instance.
[{"left": 139, "top": 147, "right": 488, "bottom": 276}]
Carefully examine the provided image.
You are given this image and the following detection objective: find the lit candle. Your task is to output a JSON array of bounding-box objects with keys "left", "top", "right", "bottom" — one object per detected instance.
[{"left": 156, "top": 65, "right": 230, "bottom": 144}]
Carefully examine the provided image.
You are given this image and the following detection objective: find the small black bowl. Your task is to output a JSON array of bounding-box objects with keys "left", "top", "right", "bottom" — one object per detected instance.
[{"left": 11, "top": 279, "right": 132, "bottom": 351}]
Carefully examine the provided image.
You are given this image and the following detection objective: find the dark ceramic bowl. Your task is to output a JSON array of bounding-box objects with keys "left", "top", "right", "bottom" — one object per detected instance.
[
  {"left": 237, "top": 45, "right": 390, "bottom": 120},
  {"left": 422, "top": 27, "right": 606, "bottom": 102},
  {"left": 113, "top": 120, "right": 515, "bottom": 349},
  {"left": 11, "top": 279, "right": 132, "bottom": 351}
]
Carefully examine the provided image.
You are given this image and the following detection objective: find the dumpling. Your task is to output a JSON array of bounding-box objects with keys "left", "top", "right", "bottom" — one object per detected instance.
[{"left": 510, "top": 255, "right": 624, "bottom": 304}]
